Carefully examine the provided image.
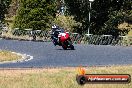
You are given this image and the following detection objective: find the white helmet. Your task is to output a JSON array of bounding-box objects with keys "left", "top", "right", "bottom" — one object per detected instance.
[{"left": 52, "top": 25, "right": 57, "bottom": 29}]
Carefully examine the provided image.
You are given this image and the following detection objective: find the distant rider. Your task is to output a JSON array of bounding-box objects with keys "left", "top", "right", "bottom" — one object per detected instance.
[{"left": 51, "top": 25, "right": 64, "bottom": 46}]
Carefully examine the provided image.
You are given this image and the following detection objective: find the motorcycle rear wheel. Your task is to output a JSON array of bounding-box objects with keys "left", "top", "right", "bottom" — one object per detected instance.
[{"left": 62, "top": 45, "right": 67, "bottom": 50}]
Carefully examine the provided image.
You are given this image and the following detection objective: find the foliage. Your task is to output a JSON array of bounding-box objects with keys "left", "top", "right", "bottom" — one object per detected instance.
[
  {"left": 6, "top": 0, "right": 19, "bottom": 18},
  {"left": 102, "top": 0, "right": 132, "bottom": 36},
  {"left": 54, "top": 15, "right": 81, "bottom": 32},
  {"left": 65, "top": 0, "right": 132, "bottom": 35},
  {"left": 13, "top": 0, "right": 56, "bottom": 30},
  {"left": 103, "top": 10, "right": 130, "bottom": 36},
  {"left": 65, "top": 0, "right": 89, "bottom": 34},
  {"left": 0, "top": 0, "right": 11, "bottom": 22}
]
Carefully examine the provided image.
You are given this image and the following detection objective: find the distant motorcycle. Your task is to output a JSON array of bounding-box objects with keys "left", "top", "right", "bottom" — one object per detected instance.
[
  {"left": 51, "top": 27, "right": 74, "bottom": 50},
  {"left": 58, "top": 32, "right": 74, "bottom": 50}
]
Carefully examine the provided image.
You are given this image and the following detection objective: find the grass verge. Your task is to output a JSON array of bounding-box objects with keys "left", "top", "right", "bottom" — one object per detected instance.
[
  {"left": 0, "top": 50, "right": 22, "bottom": 62},
  {"left": 0, "top": 65, "right": 132, "bottom": 88}
]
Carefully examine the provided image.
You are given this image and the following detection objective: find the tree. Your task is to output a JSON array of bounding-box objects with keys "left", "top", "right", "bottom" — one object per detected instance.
[
  {"left": 65, "top": 0, "right": 112, "bottom": 34},
  {"left": 0, "top": 0, "right": 11, "bottom": 22},
  {"left": 65, "top": 0, "right": 89, "bottom": 34},
  {"left": 13, "top": 0, "right": 56, "bottom": 30},
  {"left": 6, "top": 0, "right": 19, "bottom": 18},
  {"left": 65, "top": 0, "right": 132, "bottom": 35},
  {"left": 103, "top": 0, "right": 132, "bottom": 36},
  {"left": 54, "top": 15, "right": 81, "bottom": 32}
]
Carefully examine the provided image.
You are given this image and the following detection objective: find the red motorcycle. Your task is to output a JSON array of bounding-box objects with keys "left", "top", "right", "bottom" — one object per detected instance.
[
  {"left": 51, "top": 28, "right": 74, "bottom": 50},
  {"left": 58, "top": 32, "right": 74, "bottom": 50}
]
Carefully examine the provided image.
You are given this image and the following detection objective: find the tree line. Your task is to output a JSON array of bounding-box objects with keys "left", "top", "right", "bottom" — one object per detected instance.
[
  {"left": 0, "top": 0, "right": 11, "bottom": 23},
  {"left": 65, "top": 0, "right": 132, "bottom": 35},
  {"left": 1, "top": 0, "right": 132, "bottom": 36}
]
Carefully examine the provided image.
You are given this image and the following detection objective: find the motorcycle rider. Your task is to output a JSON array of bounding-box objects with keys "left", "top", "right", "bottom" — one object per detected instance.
[
  {"left": 51, "top": 25, "right": 74, "bottom": 50},
  {"left": 51, "top": 25, "right": 64, "bottom": 46}
]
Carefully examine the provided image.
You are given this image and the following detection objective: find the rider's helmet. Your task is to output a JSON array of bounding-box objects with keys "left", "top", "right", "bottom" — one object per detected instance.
[{"left": 52, "top": 24, "right": 57, "bottom": 29}]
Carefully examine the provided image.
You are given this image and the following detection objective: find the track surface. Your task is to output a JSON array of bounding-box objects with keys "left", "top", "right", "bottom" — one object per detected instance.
[{"left": 0, "top": 39, "right": 132, "bottom": 68}]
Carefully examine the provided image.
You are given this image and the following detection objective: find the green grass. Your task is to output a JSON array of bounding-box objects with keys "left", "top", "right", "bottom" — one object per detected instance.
[
  {"left": 0, "top": 66, "right": 132, "bottom": 88},
  {"left": 0, "top": 50, "right": 22, "bottom": 62}
]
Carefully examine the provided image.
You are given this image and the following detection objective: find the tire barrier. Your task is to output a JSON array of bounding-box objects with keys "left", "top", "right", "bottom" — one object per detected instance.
[
  {"left": 70, "top": 33, "right": 84, "bottom": 44},
  {"left": 83, "top": 34, "right": 132, "bottom": 46},
  {"left": 2, "top": 28, "right": 132, "bottom": 46},
  {"left": 11, "top": 28, "right": 51, "bottom": 41}
]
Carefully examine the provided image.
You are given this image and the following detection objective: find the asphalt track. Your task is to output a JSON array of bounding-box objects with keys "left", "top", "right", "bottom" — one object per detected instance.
[{"left": 0, "top": 39, "right": 132, "bottom": 68}]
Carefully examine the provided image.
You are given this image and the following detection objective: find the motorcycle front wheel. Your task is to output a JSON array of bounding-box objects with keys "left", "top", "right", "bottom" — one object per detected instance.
[
  {"left": 62, "top": 41, "right": 75, "bottom": 50},
  {"left": 67, "top": 40, "right": 75, "bottom": 50}
]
